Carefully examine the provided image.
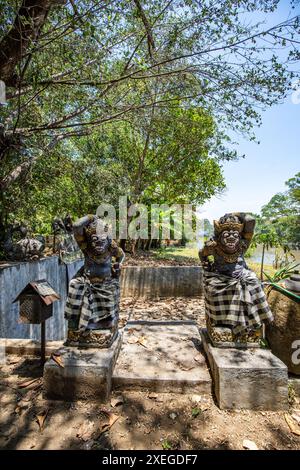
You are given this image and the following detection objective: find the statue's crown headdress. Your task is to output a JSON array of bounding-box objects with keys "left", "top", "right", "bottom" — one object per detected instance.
[
  {"left": 85, "top": 218, "right": 110, "bottom": 238},
  {"left": 214, "top": 215, "right": 244, "bottom": 234}
]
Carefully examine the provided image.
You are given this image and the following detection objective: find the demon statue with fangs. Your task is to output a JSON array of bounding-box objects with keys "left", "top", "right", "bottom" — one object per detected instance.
[
  {"left": 64, "top": 215, "right": 125, "bottom": 348},
  {"left": 199, "top": 213, "right": 273, "bottom": 347}
]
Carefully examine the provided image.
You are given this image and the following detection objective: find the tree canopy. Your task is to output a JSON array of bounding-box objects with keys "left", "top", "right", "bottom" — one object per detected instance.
[
  {"left": 0, "top": 1, "right": 299, "bottom": 234},
  {"left": 260, "top": 172, "right": 300, "bottom": 248}
]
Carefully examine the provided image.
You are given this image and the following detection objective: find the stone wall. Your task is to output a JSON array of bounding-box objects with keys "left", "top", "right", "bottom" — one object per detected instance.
[
  {"left": 0, "top": 257, "right": 83, "bottom": 341},
  {"left": 120, "top": 266, "right": 202, "bottom": 298},
  {"left": 0, "top": 259, "right": 202, "bottom": 341}
]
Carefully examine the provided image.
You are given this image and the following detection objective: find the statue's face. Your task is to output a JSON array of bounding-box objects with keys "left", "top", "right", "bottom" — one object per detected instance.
[
  {"left": 52, "top": 219, "right": 64, "bottom": 235},
  {"left": 89, "top": 233, "right": 110, "bottom": 255},
  {"left": 220, "top": 230, "right": 240, "bottom": 253}
]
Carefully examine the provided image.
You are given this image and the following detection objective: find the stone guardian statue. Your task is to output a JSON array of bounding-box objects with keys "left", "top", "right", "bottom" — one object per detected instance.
[
  {"left": 199, "top": 212, "right": 273, "bottom": 346},
  {"left": 64, "top": 215, "right": 125, "bottom": 348}
]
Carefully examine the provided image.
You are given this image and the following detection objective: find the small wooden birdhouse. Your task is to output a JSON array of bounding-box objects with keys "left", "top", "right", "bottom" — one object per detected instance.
[{"left": 14, "top": 280, "right": 60, "bottom": 324}]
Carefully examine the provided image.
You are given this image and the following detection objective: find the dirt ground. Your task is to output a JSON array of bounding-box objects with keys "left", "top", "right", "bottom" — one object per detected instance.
[
  {"left": 1, "top": 355, "right": 300, "bottom": 450},
  {"left": 119, "top": 296, "right": 205, "bottom": 326},
  {"left": 1, "top": 295, "right": 300, "bottom": 450}
]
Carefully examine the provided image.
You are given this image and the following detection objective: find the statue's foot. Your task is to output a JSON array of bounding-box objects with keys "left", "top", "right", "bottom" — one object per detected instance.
[
  {"left": 87, "top": 315, "right": 118, "bottom": 330},
  {"left": 206, "top": 318, "right": 262, "bottom": 348},
  {"left": 65, "top": 315, "right": 119, "bottom": 348}
]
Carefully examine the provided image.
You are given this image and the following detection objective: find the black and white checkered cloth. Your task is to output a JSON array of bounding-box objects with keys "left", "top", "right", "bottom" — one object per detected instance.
[
  {"left": 204, "top": 269, "right": 273, "bottom": 334},
  {"left": 65, "top": 276, "right": 120, "bottom": 330}
]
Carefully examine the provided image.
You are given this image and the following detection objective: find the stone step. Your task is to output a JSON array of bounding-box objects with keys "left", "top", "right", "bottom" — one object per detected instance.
[{"left": 112, "top": 321, "right": 211, "bottom": 394}]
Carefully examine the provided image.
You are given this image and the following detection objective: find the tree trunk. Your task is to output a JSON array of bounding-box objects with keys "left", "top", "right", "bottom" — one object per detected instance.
[
  {"left": 120, "top": 239, "right": 126, "bottom": 251},
  {"left": 0, "top": 156, "right": 37, "bottom": 191},
  {"left": 260, "top": 244, "right": 265, "bottom": 281},
  {"left": 144, "top": 238, "right": 152, "bottom": 251},
  {"left": 0, "top": 0, "right": 63, "bottom": 86}
]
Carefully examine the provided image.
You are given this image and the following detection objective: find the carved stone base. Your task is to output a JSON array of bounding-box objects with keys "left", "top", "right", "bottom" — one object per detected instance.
[
  {"left": 206, "top": 317, "right": 262, "bottom": 348},
  {"left": 65, "top": 326, "right": 118, "bottom": 349}
]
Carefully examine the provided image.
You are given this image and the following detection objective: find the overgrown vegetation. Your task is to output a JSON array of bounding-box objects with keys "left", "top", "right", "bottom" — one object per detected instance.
[{"left": 249, "top": 172, "right": 300, "bottom": 277}]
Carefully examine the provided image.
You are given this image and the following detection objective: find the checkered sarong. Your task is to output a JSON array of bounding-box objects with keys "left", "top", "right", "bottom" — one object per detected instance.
[
  {"left": 204, "top": 269, "right": 273, "bottom": 334},
  {"left": 65, "top": 276, "right": 120, "bottom": 329}
]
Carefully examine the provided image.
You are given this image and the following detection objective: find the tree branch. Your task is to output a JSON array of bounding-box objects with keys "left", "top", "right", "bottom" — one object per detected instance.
[{"left": 0, "top": 0, "right": 65, "bottom": 86}]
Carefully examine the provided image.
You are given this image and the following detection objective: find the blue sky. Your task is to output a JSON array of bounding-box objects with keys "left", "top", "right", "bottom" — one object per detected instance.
[
  {"left": 200, "top": 0, "right": 300, "bottom": 222},
  {"left": 200, "top": 97, "right": 300, "bottom": 221}
]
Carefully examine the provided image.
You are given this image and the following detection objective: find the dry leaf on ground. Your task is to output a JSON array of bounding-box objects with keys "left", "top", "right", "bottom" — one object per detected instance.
[
  {"left": 36, "top": 408, "right": 49, "bottom": 431},
  {"left": 285, "top": 414, "right": 300, "bottom": 436},
  {"left": 50, "top": 353, "right": 64, "bottom": 368},
  {"left": 99, "top": 408, "right": 119, "bottom": 434},
  {"left": 127, "top": 337, "right": 139, "bottom": 344},
  {"left": 137, "top": 336, "right": 148, "bottom": 348},
  {"left": 147, "top": 392, "right": 164, "bottom": 402},
  {"left": 118, "top": 319, "right": 127, "bottom": 328},
  {"left": 127, "top": 335, "right": 148, "bottom": 348},
  {"left": 243, "top": 439, "right": 258, "bottom": 450},
  {"left": 291, "top": 412, "right": 300, "bottom": 425},
  {"left": 76, "top": 421, "right": 94, "bottom": 441},
  {"left": 18, "top": 378, "right": 40, "bottom": 389},
  {"left": 193, "top": 353, "right": 203, "bottom": 363},
  {"left": 190, "top": 394, "right": 202, "bottom": 404},
  {"left": 111, "top": 395, "right": 124, "bottom": 407},
  {"left": 179, "top": 363, "right": 194, "bottom": 371}
]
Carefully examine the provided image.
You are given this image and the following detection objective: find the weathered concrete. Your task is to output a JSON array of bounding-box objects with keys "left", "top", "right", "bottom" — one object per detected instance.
[
  {"left": 121, "top": 266, "right": 203, "bottom": 298},
  {"left": 43, "top": 333, "right": 122, "bottom": 401},
  {"left": 0, "top": 338, "right": 63, "bottom": 356},
  {"left": 0, "top": 257, "right": 83, "bottom": 341},
  {"left": 112, "top": 321, "right": 211, "bottom": 393},
  {"left": 201, "top": 329, "right": 288, "bottom": 410}
]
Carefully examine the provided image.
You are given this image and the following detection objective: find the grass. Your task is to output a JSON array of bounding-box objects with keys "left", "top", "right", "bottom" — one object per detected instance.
[
  {"left": 151, "top": 244, "right": 276, "bottom": 279},
  {"left": 151, "top": 245, "right": 198, "bottom": 263},
  {"left": 247, "top": 261, "right": 276, "bottom": 279}
]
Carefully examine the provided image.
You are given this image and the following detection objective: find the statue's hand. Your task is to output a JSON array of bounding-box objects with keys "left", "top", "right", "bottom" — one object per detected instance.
[
  {"left": 112, "top": 262, "right": 121, "bottom": 278},
  {"left": 200, "top": 257, "right": 213, "bottom": 271}
]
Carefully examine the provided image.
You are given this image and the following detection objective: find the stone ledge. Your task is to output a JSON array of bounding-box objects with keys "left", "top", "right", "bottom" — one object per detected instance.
[
  {"left": 121, "top": 266, "right": 203, "bottom": 298},
  {"left": 201, "top": 328, "right": 288, "bottom": 410},
  {"left": 0, "top": 338, "right": 63, "bottom": 356}
]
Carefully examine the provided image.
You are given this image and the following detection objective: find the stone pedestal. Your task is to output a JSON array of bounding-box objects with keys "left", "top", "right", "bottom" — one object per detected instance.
[
  {"left": 201, "top": 329, "right": 288, "bottom": 410},
  {"left": 43, "top": 332, "right": 122, "bottom": 401},
  {"left": 206, "top": 317, "right": 262, "bottom": 348},
  {"left": 65, "top": 325, "right": 118, "bottom": 349},
  {"left": 113, "top": 321, "right": 211, "bottom": 393}
]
